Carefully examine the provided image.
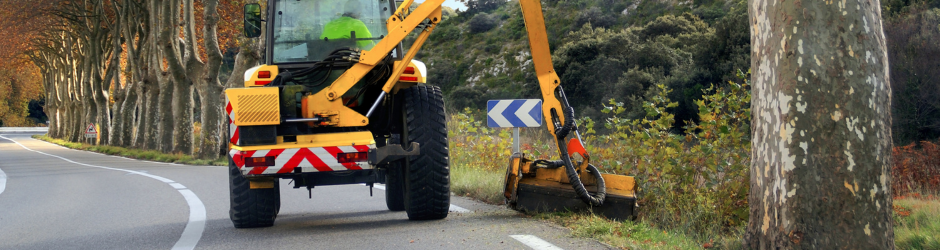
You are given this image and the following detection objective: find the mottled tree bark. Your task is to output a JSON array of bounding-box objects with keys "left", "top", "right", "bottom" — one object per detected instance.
[
  {"left": 31, "top": 1, "right": 236, "bottom": 157},
  {"left": 141, "top": 80, "right": 161, "bottom": 150},
  {"left": 156, "top": 78, "right": 175, "bottom": 152},
  {"left": 69, "top": 105, "right": 81, "bottom": 142},
  {"left": 194, "top": 0, "right": 226, "bottom": 159},
  {"left": 745, "top": 0, "right": 895, "bottom": 247},
  {"left": 152, "top": 0, "right": 176, "bottom": 153},
  {"left": 171, "top": 81, "right": 195, "bottom": 154}
]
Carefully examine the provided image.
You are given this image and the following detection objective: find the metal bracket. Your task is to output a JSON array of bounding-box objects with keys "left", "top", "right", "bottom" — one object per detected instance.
[{"left": 368, "top": 142, "right": 420, "bottom": 165}]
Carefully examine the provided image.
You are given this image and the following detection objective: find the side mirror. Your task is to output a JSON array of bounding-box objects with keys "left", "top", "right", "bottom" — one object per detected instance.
[{"left": 244, "top": 3, "right": 262, "bottom": 38}]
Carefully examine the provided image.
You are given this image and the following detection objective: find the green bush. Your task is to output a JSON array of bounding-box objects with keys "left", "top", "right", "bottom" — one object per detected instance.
[
  {"left": 468, "top": 13, "right": 497, "bottom": 34},
  {"left": 585, "top": 75, "right": 750, "bottom": 238},
  {"left": 447, "top": 71, "right": 752, "bottom": 240}
]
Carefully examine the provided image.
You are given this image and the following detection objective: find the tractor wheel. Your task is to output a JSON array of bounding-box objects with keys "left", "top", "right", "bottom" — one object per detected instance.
[
  {"left": 227, "top": 114, "right": 280, "bottom": 228},
  {"left": 401, "top": 85, "right": 450, "bottom": 220},
  {"left": 228, "top": 159, "right": 280, "bottom": 228},
  {"left": 385, "top": 161, "right": 406, "bottom": 211}
]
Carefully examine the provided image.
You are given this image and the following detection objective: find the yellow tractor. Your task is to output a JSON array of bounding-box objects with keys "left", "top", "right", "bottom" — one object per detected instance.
[{"left": 226, "top": 0, "right": 636, "bottom": 228}]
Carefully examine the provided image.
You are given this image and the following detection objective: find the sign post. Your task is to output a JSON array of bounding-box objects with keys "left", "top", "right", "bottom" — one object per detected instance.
[
  {"left": 486, "top": 99, "right": 542, "bottom": 154},
  {"left": 84, "top": 123, "right": 98, "bottom": 139}
]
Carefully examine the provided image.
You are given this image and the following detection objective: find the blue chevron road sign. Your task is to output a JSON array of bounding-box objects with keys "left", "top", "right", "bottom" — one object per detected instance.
[{"left": 486, "top": 99, "right": 542, "bottom": 128}]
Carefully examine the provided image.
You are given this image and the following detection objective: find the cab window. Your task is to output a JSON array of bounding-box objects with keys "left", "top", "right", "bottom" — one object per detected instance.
[{"left": 271, "top": 0, "right": 393, "bottom": 63}]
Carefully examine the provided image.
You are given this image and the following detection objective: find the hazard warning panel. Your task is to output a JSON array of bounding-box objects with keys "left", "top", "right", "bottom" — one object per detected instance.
[{"left": 84, "top": 123, "right": 98, "bottom": 138}]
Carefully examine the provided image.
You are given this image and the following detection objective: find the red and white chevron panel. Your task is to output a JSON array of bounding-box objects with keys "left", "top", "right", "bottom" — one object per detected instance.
[
  {"left": 225, "top": 100, "right": 240, "bottom": 145},
  {"left": 229, "top": 145, "right": 375, "bottom": 175}
]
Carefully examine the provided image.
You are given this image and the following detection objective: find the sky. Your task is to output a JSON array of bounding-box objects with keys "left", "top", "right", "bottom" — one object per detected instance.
[
  {"left": 414, "top": 0, "right": 468, "bottom": 11},
  {"left": 441, "top": 0, "right": 467, "bottom": 11}
]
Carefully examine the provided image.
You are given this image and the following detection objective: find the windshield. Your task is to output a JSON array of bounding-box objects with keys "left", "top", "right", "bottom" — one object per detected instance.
[{"left": 272, "top": 0, "right": 392, "bottom": 64}]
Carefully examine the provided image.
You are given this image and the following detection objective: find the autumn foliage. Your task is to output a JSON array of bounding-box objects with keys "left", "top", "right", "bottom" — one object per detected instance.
[{"left": 892, "top": 141, "right": 940, "bottom": 196}]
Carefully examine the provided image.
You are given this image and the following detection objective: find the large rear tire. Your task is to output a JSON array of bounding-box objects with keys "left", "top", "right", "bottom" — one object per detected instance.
[
  {"left": 228, "top": 160, "right": 281, "bottom": 228},
  {"left": 401, "top": 85, "right": 450, "bottom": 220},
  {"left": 385, "top": 161, "right": 406, "bottom": 211}
]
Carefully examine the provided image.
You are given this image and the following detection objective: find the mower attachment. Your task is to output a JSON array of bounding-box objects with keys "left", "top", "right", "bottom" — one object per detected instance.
[{"left": 504, "top": 153, "right": 638, "bottom": 220}]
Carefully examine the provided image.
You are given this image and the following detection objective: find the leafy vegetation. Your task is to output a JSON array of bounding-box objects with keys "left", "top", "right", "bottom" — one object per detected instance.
[
  {"left": 0, "top": 66, "right": 43, "bottom": 127},
  {"left": 449, "top": 76, "right": 751, "bottom": 244},
  {"left": 590, "top": 75, "right": 751, "bottom": 238},
  {"left": 893, "top": 141, "right": 940, "bottom": 196},
  {"left": 448, "top": 75, "right": 939, "bottom": 247},
  {"left": 422, "top": 0, "right": 750, "bottom": 131}
]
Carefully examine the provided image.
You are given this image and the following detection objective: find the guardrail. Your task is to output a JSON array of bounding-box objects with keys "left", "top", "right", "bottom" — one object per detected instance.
[{"left": 0, "top": 127, "right": 49, "bottom": 132}]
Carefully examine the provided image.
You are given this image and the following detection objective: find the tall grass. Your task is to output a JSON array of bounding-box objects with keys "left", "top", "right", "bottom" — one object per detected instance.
[
  {"left": 447, "top": 109, "right": 516, "bottom": 204},
  {"left": 893, "top": 196, "right": 940, "bottom": 249}
]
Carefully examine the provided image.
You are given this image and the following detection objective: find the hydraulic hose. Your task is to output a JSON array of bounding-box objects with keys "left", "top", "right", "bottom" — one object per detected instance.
[
  {"left": 557, "top": 138, "right": 606, "bottom": 206},
  {"left": 552, "top": 97, "right": 606, "bottom": 206},
  {"left": 554, "top": 107, "right": 575, "bottom": 139}
]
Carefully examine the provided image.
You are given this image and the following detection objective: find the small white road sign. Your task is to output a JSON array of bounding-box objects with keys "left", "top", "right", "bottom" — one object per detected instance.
[{"left": 84, "top": 123, "right": 98, "bottom": 138}]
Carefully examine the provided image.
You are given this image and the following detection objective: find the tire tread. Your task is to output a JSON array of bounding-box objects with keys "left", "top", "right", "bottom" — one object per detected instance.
[{"left": 402, "top": 85, "right": 450, "bottom": 220}]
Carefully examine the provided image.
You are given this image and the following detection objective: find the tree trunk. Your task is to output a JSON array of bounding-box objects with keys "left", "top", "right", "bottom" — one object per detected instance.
[
  {"left": 117, "top": 81, "right": 139, "bottom": 147},
  {"left": 141, "top": 80, "right": 161, "bottom": 150},
  {"left": 69, "top": 105, "right": 81, "bottom": 142},
  {"left": 156, "top": 78, "right": 175, "bottom": 152},
  {"left": 744, "top": 0, "right": 895, "bottom": 247},
  {"left": 172, "top": 80, "right": 194, "bottom": 154},
  {"left": 93, "top": 67, "right": 112, "bottom": 145},
  {"left": 193, "top": 0, "right": 226, "bottom": 159}
]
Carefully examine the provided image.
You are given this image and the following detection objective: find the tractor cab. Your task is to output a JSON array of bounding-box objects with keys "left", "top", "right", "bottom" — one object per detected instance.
[{"left": 245, "top": 0, "right": 401, "bottom": 65}]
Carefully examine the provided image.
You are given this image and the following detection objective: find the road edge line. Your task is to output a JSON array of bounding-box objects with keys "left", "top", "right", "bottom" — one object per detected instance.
[
  {"left": 0, "top": 135, "right": 206, "bottom": 250},
  {"left": 0, "top": 162, "right": 6, "bottom": 196},
  {"left": 510, "top": 235, "right": 565, "bottom": 250}
]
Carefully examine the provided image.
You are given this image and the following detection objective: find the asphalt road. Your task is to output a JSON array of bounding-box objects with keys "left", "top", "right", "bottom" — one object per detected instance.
[{"left": 0, "top": 133, "right": 609, "bottom": 250}]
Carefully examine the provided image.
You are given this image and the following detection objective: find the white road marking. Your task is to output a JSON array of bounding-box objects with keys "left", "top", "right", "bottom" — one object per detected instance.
[
  {"left": 510, "top": 235, "right": 564, "bottom": 250},
  {"left": 0, "top": 135, "right": 206, "bottom": 250},
  {"left": 449, "top": 204, "right": 471, "bottom": 213},
  {"left": 368, "top": 184, "right": 471, "bottom": 213},
  {"left": 0, "top": 164, "right": 6, "bottom": 196},
  {"left": 169, "top": 182, "right": 187, "bottom": 190},
  {"left": 173, "top": 189, "right": 206, "bottom": 250}
]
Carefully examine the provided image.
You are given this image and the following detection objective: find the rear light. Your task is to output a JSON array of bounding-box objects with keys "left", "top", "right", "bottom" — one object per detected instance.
[
  {"left": 258, "top": 71, "right": 271, "bottom": 78},
  {"left": 337, "top": 152, "right": 368, "bottom": 163},
  {"left": 255, "top": 81, "right": 272, "bottom": 85},
  {"left": 245, "top": 156, "right": 276, "bottom": 167},
  {"left": 399, "top": 76, "right": 418, "bottom": 81},
  {"left": 403, "top": 67, "right": 415, "bottom": 75}
]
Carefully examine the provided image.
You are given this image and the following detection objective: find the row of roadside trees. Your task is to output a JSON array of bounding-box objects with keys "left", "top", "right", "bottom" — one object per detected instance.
[{"left": 4, "top": 0, "right": 263, "bottom": 159}]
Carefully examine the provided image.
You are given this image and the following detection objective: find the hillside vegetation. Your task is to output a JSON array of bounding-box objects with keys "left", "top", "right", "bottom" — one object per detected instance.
[
  {"left": 419, "top": 0, "right": 939, "bottom": 145},
  {"left": 420, "top": 0, "right": 749, "bottom": 130}
]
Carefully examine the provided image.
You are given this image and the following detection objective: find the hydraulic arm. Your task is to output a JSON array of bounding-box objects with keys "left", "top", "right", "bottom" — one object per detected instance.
[
  {"left": 499, "top": 0, "right": 637, "bottom": 218},
  {"left": 225, "top": 0, "right": 636, "bottom": 228}
]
